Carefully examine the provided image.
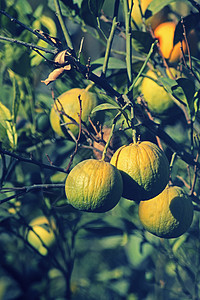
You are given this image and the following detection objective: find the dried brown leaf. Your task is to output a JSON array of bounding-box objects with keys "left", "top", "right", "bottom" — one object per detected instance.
[{"left": 41, "top": 65, "right": 71, "bottom": 85}]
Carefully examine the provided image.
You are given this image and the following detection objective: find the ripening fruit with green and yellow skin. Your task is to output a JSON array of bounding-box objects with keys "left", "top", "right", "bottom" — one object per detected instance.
[
  {"left": 110, "top": 141, "right": 170, "bottom": 201},
  {"left": 138, "top": 185, "right": 194, "bottom": 238},
  {"left": 128, "top": 0, "right": 168, "bottom": 30},
  {"left": 50, "top": 88, "right": 98, "bottom": 137},
  {"left": 141, "top": 69, "right": 175, "bottom": 115},
  {"left": 65, "top": 159, "right": 123, "bottom": 212},
  {"left": 26, "top": 216, "right": 56, "bottom": 256}
]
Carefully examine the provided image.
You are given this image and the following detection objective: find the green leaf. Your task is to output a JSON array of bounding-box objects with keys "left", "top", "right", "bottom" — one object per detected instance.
[
  {"left": 88, "top": 0, "right": 105, "bottom": 17},
  {"left": 132, "top": 31, "right": 155, "bottom": 54},
  {"left": 80, "top": 0, "right": 97, "bottom": 27},
  {"left": 174, "top": 13, "right": 200, "bottom": 45},
  {"left": 16, "top": 0, "right": 33, "bottom": 14},
  {"left": 8, "top": 71, "right": 21, "bottom": 124},
  {"left": 0, "top": 102, "right": 17, "bottom": 149},
  {"left": 91, "top": 57, "right": 127, "bottom": 72},
  {"left": 193, "top": 90, "right": 200, "bottom": 120},
  {"left": 91, "top": 103, "right": 120, "bottom": 114},
  {"left": 125, "top": 235, "right": 154, "bottom": 268},
  {"left": 157, "top": 76, "right": 176, "bottom": 94},
  {"left": 171, "top": 78, "right": 195, "bottom": 115},
  {"left": 146, "top": 0, "right": 189, "bottom": 19}
]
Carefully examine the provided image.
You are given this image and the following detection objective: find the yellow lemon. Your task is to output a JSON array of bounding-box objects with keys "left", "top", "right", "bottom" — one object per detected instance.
[
  {"left": 138, "top": 185, "right": 194, "bottom": 238},
  {"left": 110, "top": 141, "right": 170, "bottom": 201},
  {"left": 50, "top": 88, "right": 98, "bottom": 137},
  {"left": 26, "top": 216, "right": 56, "bottom": 256},
  {"left": 141, "top": 69, "right": 175, "bottom": 115},
  {"left": 65, "top": 159, "right": 123, "bottom": 212}
]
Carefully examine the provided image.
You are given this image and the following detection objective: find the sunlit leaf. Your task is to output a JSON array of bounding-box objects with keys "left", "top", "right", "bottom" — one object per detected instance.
[
  {"left": 147, "top": 0, "right": 189, "bottom": 18},
  {"left": 91, "top": 103, "right": 120, "bottom": 114}
]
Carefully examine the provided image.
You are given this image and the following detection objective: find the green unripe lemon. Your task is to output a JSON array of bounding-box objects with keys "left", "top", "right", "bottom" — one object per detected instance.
[
  {"left": 138, "top": 185, "right": 194, "bottom": 238},
  {"left": 65, "top": 159, "right": 123, "bottom": 212},
  {"left": 50, "top": 88, "right": 98, "bottom": 137},
  {"left": 26, "top": 216, "right": 56, "bottom": 256},
  {"left": 110, "top": 141, "right": 170, "bottom": 201}
]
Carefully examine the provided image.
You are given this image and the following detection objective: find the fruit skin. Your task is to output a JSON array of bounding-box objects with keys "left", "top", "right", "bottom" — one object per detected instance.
[
  {"left": 110, "top": 141, "right": 169, "bottom": 201},
  {"left": 141, "top": 69, "right": 175, "bottom": 115},
  {"left": 26, "top": 216, "right": 56, "bottom": 256},
  {"left": 50, "top": 88, "right": 98, "bottom": 137},
  {"left": 65, "top": 159, "right": 123, "bottom": 212},
  {"left": 129, "top": 0, "right": 168, "bottom": 30},
  {"left": 138, "top": 186, "right": 194, "bottom": 238},
  {"left": 154, "top": 22, "right": 186, "bottom": 63}
]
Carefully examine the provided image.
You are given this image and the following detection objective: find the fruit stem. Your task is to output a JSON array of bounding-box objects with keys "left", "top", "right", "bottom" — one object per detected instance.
[
  {"left": 85, "top": 83, "right": 94, "bottom": 92},
  {"left": 132, "top": 128, "right": 137, "bottom": 144}
]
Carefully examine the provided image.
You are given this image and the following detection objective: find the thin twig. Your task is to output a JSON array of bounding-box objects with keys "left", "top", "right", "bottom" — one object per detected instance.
[
  {"left": 123, "top": 0, "right": 133, "bottom": 86},
  {"left": 102, "top": 16, "right": 118, "bottom": 76},
  {"left": 53, "top": 0, "right": 74, "bottom": 52},
  {"left": 0, "top": 35, "right": 57, "bottom": 54},
  {"left": 0, "top": 149, "right": 68, "bottom": 173},
  {"left": 0, "top": 9, "right": 58, "bottom": 48}
]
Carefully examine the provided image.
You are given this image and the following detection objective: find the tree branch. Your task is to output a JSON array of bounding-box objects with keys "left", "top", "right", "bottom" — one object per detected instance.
[{"left": 0, "top": 149, "right": 68, "bottom": 174}]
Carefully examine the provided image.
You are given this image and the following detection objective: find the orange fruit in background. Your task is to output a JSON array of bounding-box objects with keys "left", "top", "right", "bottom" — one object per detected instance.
[
  {"left": 154, "top": 22, "right": 198, "bottom": 63},
  {"left": 154, "top": 22, "right": 186, "bottom": 63},
  {"left": 138, "top": 185, "right": 194, "bottom": 238},
  {"left": 129, "top": 0, "right": 168, "bottom": 30},
  {"left": 110, "top": 141, "right": 170, "bottom": 201},
  {"left": 65, "top": 159, "right": 123, "bottom": 212},
  {"left": 50, "top": 88, "right": 98, "bottom": 138}
]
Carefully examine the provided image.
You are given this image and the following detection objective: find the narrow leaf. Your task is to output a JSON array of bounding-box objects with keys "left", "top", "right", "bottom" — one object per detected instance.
[
  {"left": 174, "top": 13, "right": 200, "bottom": 45},
  {"left": 91, "top": 103, "right": 120, "bottom": 114}
]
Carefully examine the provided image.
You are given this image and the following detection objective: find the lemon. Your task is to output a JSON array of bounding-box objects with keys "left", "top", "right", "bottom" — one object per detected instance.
[
  {"left": 138, "top": 185, "right": 194, "bottom": 238},
  {"left": 50, "top": 88, "right": 98, "bottom": 137},
  {"left": 26, "top": 216, "right": 56, "bottom": 256},
  {"left": 110, "top": 141, "right": 169, "bottom": 201},
  {"left": 65, "top": 159, "right": 123, "bottom": 212},
  {"left": 141, "top": 69, "right": 175, "bottom": 115}
]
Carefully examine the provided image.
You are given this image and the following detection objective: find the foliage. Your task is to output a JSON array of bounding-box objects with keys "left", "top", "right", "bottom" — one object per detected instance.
[{"left": 1, "top": 0, "right": 200, "bottom": 299}]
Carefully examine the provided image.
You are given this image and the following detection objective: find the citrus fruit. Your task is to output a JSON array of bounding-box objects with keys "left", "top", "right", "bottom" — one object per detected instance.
[
  {"left": 65, "top": 159, "right": 123, "bottom": 212},
  {"left": 154, "top": 22, "right": 187, "bottom": 63},
  {"left": 129, "top": 0, "right": 168, "bottom": 30},
  {"left": 50, "top": 88, "right": 98, "bottom": 137},
  {"left": 138, "top": 185, "right": 194, "bottom": 238},
  {"left": 110, "top": 141, "right": 170, "bottom": 201},
  {"left": 26, "top": 216, "right": 56, "bottom": 256},
  {"left": 141, "top": 69, "right": 175, "bottom": 115}
]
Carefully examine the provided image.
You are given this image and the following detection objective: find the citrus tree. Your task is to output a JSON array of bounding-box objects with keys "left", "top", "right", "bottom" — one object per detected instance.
[{"left": 1, "top": 0, "right": 200, "bottom": 299}]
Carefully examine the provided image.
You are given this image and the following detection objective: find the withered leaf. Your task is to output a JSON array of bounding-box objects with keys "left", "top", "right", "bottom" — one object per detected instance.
[{"left": 41, "top": 65, "right": 71, "bottom": 85}]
